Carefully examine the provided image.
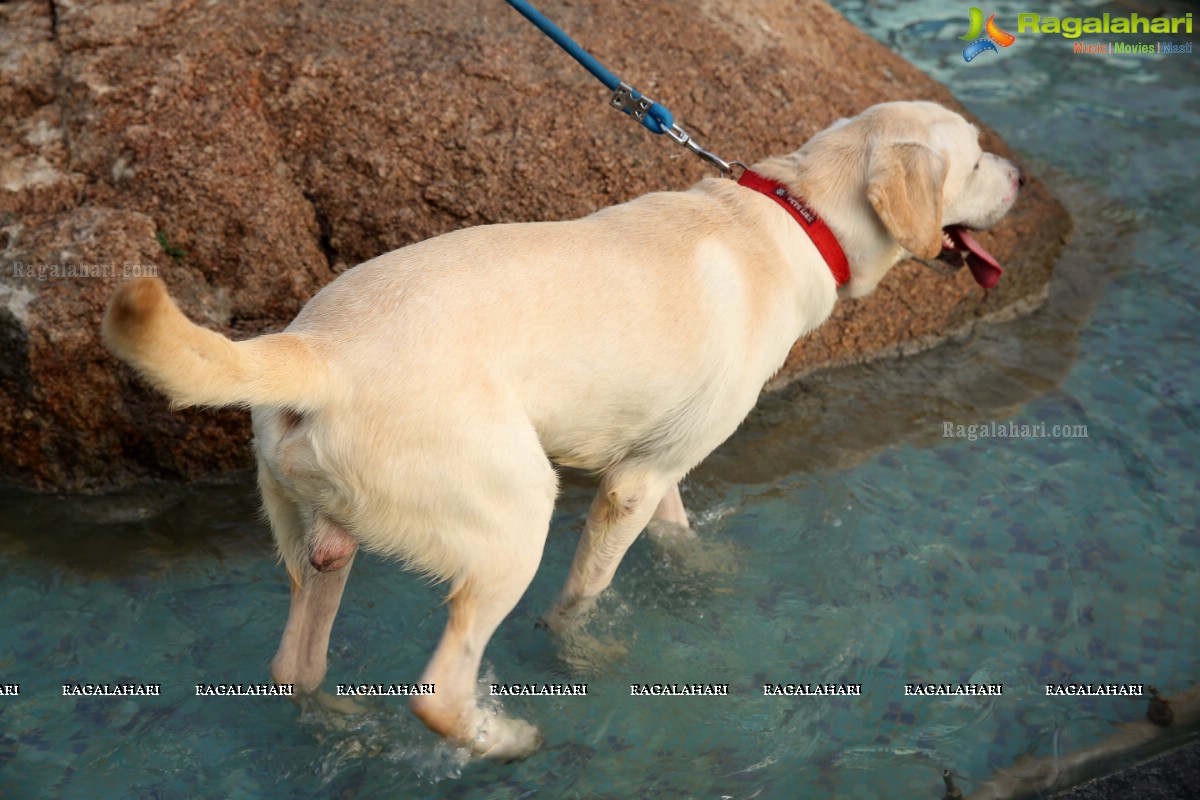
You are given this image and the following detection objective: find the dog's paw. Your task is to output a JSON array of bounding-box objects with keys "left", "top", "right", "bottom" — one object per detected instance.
[
  {"left": 646, "top": 521, "right": 741, "bottom": 576},
  {"left": 556, "top": 627, "right": 630, "bottom": 677},
  {"left": 297, "top": 688, "right": 368, "bottom": 717},
  {"left": 473, "top": 714, "right": 544, "bottom": 761},
  {"left": 645, "top": 518, "right": 697, "bottom": 550},
  {"left": 541, "top": 596, "right": 630, "bottom": 675},
  {"left": 539, "top": 596, "right": 597, "bottom": 635}
]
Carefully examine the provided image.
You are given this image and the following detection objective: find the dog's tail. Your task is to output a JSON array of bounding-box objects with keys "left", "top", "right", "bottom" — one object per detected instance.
[{"left": 102, "top": 277, "right": 332, "bottom": 410}]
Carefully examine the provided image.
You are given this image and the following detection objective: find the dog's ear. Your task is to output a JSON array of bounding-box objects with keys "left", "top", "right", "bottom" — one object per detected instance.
[{"left": 866, "top": 142, "right": 947, "bottom": 259}]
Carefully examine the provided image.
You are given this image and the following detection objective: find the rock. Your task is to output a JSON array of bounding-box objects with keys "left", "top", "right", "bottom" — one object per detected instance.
[{"left": 0, "top": 0, "right": 1070, "bottom": 492}]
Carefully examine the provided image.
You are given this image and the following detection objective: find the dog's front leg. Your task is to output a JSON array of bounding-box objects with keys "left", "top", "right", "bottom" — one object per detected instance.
[
  {"left": 270, "top": 556, "right": 360, "bottom": 714},
  {"left": 545, "top": 471, "right": 673, "bottom": 630},
  {"left": 650, "top": 482, "right": 690, "bottom": 529}
]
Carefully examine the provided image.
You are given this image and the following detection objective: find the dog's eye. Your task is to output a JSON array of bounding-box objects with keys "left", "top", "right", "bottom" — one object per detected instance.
[{"left": 974, "top": 158, "right": 982, "bottom": 171}]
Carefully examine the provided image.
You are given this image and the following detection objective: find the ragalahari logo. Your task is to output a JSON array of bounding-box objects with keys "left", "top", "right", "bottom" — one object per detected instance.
[{"left": 961, "top": 7, "right": 1016, "bottom": 62}]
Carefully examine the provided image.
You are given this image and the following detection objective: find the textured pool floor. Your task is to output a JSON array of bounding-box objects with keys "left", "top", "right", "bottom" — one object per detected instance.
[{"left": 2, "top": 367, "right": 1197, "bottom": 799}]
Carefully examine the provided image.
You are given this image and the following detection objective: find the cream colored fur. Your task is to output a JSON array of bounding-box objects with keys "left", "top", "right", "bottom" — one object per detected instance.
[
  {"left": 103, "top": 278, "right": 337, "bottom": 410},
  {"left": 103, "top": 101, "right": 1022, "bottom": 760}
]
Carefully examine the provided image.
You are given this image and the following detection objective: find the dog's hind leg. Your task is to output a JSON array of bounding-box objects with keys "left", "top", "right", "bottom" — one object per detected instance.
[
  {"left": 410, "top": 564, "right": 545, "bottom": 760},
  {"left": 271, "top": 558, "right": 361, "bottom": 714},
  {"left": 409, "top": 435, "right": 556, "bottom": 760},
  {"left": 545, "top": 469, "right": 675, "bottom": 630},
  {"left": 260, "top": 467, "right": 361, "bottom": 714}
]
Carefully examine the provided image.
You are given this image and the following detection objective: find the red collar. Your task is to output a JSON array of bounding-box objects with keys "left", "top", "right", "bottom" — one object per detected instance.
[{"left": 736, "top": 170, "right": 850, "bottom": 288}]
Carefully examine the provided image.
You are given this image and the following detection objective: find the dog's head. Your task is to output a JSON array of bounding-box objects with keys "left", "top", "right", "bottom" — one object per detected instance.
[{"left": 786, "top": 101, "right": 1023, "bottom": 297}]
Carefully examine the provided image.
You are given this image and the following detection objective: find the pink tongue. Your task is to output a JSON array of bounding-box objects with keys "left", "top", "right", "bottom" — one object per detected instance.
[{"left": 955, "top": 228, "right": 1003, "bottom": 289}]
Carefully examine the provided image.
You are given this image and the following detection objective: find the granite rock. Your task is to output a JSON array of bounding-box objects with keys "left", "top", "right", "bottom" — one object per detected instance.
[{"left": 0, "top": 0, "right": 1070, "bottom": 491}]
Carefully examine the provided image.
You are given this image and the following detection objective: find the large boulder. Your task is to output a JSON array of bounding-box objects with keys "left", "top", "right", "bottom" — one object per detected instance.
[{"left": 0, "top": 0, "right": 1070, "bottom": 492}]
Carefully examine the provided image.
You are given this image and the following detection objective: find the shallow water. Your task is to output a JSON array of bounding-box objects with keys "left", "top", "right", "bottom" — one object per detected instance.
[{"left": 3, "top": 1, "right": 1199, "bottom": 798}]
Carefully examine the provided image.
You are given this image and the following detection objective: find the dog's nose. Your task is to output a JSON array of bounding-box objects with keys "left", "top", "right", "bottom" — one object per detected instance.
[{"left": 1017, "top": 166, "right": 1027, "bottom": 188}]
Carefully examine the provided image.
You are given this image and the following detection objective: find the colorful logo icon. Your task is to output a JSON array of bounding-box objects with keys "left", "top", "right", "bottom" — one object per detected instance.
[{"left": 961, "top": 7, "right": 1016, "bottom": 62}]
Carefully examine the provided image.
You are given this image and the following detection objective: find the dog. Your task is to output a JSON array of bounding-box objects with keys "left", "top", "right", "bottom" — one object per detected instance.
[{"left": 103, "top": 100, "right": 1023, "bottom": 760}]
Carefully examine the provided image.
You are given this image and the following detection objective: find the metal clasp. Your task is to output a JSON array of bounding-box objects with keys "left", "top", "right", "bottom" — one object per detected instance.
[
  {"left": 609, "top": 82, "right": 652, "bottom": 121},
  {"left": 611, "top": 84, "right": 743, "bottom": 179},
  {"left": 665, "top": 124, "right": 744, "bottom": 178}
]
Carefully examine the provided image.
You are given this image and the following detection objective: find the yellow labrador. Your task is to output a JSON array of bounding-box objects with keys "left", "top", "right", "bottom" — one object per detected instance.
[{"left": 103, "top": 101, "right": 1023, "bottom": 760}]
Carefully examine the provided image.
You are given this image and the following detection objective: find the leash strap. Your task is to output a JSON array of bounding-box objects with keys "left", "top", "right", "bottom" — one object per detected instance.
[
  {"left": 736, "top": 170, "right": 850, "bottom": 287},
  {"left": 505, "top": 0, "right": 674, "bottom": 134},
  {"left": 505, "top": 0, "right": 738, "bottom": 175}
]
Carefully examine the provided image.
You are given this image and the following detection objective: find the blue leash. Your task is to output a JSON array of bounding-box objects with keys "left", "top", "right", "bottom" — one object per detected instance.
[
  {"left": 504, "top": 0, "right": 672, "bottom": 135},
  {"left": 504, "top": 0, "right": 738, "bottom": 175}
]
